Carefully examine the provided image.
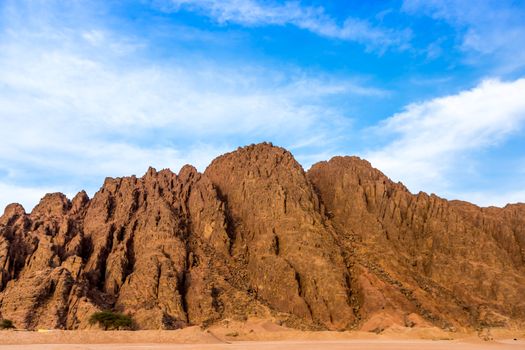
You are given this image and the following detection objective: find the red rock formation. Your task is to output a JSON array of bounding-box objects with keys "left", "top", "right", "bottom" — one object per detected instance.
[{"left": 0, "top": 143, "right": 523, "bottom": 331}]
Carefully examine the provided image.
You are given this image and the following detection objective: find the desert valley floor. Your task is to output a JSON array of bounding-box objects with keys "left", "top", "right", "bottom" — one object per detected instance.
[
  {"left": 1, "top": 340, "right": 525, "bottom": 350},
  {"left": 1, "top": 323, "right": 524, "bottom": 350}
]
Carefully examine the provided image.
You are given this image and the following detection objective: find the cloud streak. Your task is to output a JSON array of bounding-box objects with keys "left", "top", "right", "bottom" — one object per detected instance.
[
  {"left": 403, "top": 0, "right": 525, "bottom": 70},
  {"left": 162, "top": 0, "right": 410, "bottom": 51}
]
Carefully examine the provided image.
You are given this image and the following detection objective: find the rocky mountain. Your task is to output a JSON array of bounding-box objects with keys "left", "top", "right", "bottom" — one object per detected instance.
[{"left": 0, "top": 143, "right": 524, "bottom": 331}]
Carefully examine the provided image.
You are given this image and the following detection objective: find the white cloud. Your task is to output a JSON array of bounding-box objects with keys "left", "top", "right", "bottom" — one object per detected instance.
[
  {"left": 162, "top": 0, "right": 410, "bottom": 51},
  {"left": 366, "top": 78, "right": 525, "bottom": 204},
  {"left": 0, "top": 38, "right": 368, "bottom": 144}
]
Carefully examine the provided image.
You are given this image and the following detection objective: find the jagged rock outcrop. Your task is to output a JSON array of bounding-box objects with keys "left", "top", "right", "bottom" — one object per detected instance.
[{"left": 0, "top": 143, "right": 524, "bottom": 331}]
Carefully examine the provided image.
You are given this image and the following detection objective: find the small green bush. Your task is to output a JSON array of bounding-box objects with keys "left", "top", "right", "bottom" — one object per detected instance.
[
  {"left": 0, "top": 319, "right": 15, "bottom": 329},
  {"left": 89, "top": 311, "right": 132, "bottom": 330}
]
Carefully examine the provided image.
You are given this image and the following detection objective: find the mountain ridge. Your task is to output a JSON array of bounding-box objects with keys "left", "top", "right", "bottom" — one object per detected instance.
[{"left": 1, "top": 142, "right": 524, "bottom": 331}]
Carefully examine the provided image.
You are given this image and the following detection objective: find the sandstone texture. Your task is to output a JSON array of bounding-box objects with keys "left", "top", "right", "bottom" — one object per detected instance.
[{"left": 0, "top": 143, "right": 524, "bottom": 331}]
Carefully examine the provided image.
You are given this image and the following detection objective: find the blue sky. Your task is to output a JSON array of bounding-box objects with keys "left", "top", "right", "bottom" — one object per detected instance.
[{"left": 1, "top": 0, "right": 525, "bottom": 211}]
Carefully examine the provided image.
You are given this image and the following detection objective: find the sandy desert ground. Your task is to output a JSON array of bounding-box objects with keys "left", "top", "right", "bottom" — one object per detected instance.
[
  {"left": 1, "top": 340, "right": 525, "bottom": 350},
  {"left": 1, "top": 319, "right": 524, "bottom": 350}
]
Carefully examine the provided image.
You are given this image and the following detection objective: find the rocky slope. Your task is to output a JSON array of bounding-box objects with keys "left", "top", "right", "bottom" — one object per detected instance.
[{"left": 0, "top": 143, "right": 524, "bottom": 331}]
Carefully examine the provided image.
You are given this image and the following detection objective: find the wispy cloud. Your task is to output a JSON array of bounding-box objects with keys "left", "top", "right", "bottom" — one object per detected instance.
[
  {"left": 403, "top": 0, "right": 525, "bottom": 71},
  {"left": 161, "top": 0, "right": 411, "bottom": 51},
  {"left": 366, "top": 78, "right": 525, "bottom": 204}
]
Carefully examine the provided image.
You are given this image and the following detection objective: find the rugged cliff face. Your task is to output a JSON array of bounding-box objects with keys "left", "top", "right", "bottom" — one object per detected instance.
[
  {"left": 205, "top": 145, "right": 356, "bottom": 330},
  {"left": 0, "top": 143, "right": 524, "bottom": 331},
  {"left": 308, "top": 156, "right": 525, "bottom": 331}
]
